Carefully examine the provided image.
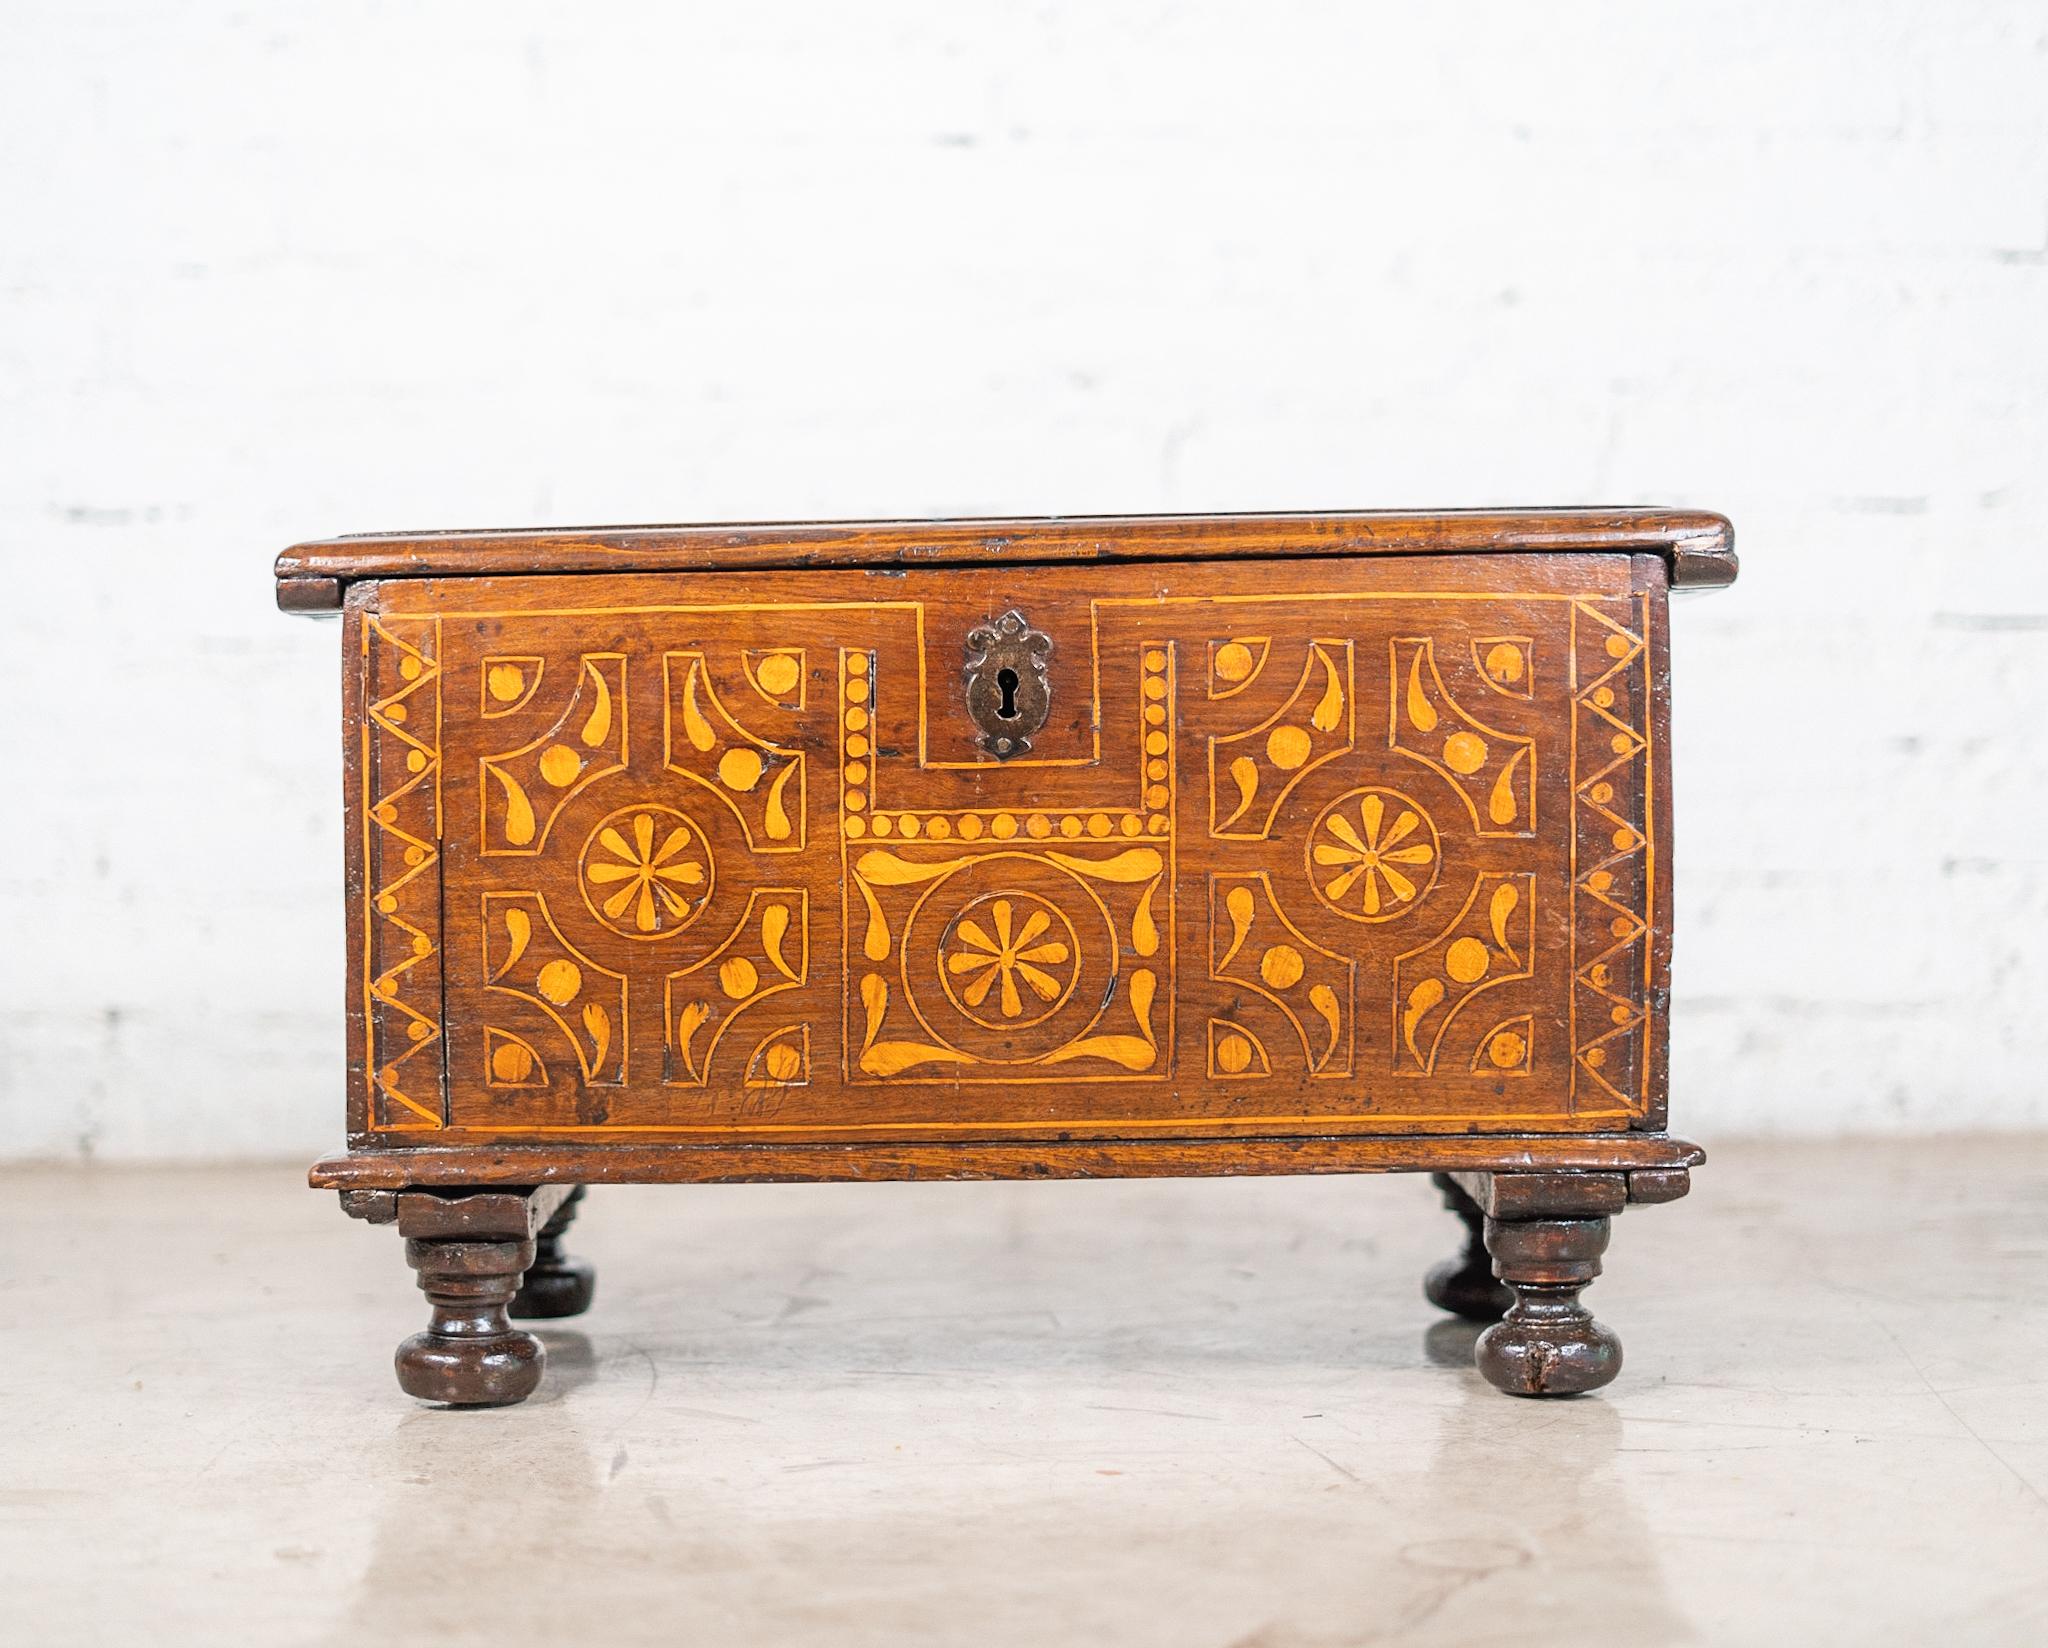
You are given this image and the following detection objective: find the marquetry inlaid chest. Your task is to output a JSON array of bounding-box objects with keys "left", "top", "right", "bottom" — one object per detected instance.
[{"left": 278, "top": 508, "right": 1735, "bottom": 1405}]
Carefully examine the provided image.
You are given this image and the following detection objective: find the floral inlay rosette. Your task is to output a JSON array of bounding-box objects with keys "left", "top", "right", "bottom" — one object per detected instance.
[
  {"left": 1309, "top": 788, "right": 1440, "bottom": 921},
  {"left": 580, "top": 805, "right": 714, "bottom": 938},
  {"left": 940, "top": 894, "right": 1077, "bottom": 1027}
]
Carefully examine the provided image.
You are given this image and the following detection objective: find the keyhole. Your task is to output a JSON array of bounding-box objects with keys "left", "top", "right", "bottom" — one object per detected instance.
[{"left": 996, "top": 667, "right": 1019, "bottom": 719}]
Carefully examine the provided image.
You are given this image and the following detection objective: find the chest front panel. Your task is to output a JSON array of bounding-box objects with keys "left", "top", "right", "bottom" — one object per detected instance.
[{"left": 349, "top": 554, "right": 1666, "bottom": 1144}]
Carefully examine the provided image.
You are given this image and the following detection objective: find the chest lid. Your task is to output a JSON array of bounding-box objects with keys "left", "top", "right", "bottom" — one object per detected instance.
[{"left": 274, "top": 508, "right": 1735, "bottom": 612}]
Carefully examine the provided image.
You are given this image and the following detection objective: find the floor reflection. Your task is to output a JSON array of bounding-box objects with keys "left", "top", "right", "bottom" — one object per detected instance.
[
  {"left": 535, "top": 1329, "right": 599, "bottom": 1397},
  {"left": 324, "top": 1182, "right": 1696, "bottom": 1648},
  {"left": 1422, "top": 1315, "right": 1484, "bottom": 1368},
  {"left": 1394, "top": 1374, "right": 1694, "bottom": 1644},
  {"left": 332, "top": 1332, "right": 611, "bottom": 1643}
]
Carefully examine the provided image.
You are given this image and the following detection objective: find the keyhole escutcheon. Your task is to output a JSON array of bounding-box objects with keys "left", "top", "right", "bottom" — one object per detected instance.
[{"left": 963, "top": 609, "right": 1053, "bottom": 759}]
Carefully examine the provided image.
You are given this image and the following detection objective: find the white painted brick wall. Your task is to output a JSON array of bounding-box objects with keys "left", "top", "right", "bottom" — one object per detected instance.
[{"left": 3, "top": 2, "right": 2044, "bottom": 1158}]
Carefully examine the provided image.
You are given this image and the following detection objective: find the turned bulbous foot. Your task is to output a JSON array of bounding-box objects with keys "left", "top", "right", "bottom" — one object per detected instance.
[
  {"left": 512, "top": 1187, "right": 596, "bottom": 1320},
  {"left": 1476, "top": 1306, "right": 1622, "bottom": 1396},
  {"left": 396, "top": 1325, "right": 545, "bottom": 1406},
  {"left": 1424, "top": 1174, "right": 1513, "bottom": 1322},
  {"left": 399, "top": 1236, "right": 545, "bottom": 1407},
  {"left": 511, "top": 1260, "right": 595, "bottom": 1320},
  {"left": 1474, "top": 1212, "right": 1622, "bottom": 1398},
  {"left": 1427, "top": 1256, "right": 1514, "bottom": 1324}
]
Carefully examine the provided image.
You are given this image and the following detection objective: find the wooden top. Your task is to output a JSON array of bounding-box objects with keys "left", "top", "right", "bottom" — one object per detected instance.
[{"left": 274, "top": 506, "right": 1736, "bottom": 611}]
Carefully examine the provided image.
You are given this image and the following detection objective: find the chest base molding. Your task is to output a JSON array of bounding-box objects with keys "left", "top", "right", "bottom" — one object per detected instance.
[{"left": 312, "top": 1132, "right": 1702, "bottom": 1189}]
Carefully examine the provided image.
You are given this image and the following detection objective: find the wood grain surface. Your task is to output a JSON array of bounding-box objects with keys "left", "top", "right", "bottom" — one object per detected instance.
[
  {"left": 334, "top": 545, "right": 1683, "bottom": 1172},
  {"left": 276, "top": 506, "right": 1735, "bottom": 611},
  {"left": 310, "top": 1132, "right": 1706, "bottom": 1189}
]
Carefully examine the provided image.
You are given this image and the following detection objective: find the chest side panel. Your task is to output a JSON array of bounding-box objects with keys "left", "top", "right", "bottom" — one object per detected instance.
[{"left": 348, "top": 553, "right": 1666, "bottom": 1143}]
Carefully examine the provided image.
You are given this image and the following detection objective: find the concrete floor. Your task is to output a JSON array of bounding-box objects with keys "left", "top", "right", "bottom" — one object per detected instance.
[{"left": 3, "top": 1139, "right": 2046, "bottom": 1646}]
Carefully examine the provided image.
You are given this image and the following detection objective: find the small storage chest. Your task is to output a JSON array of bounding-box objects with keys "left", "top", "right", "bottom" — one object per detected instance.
[{"left": 277, "top": 507, "right": 1735, "bottom": 1404}]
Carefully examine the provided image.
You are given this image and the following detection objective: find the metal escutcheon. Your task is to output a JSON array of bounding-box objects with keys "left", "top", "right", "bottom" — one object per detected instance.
[{"left": 962, "top": 608, "right": 1053, "bottom": 759}]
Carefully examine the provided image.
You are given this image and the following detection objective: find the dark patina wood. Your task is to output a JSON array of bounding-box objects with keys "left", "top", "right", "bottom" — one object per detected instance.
[
  {"left": 1475, "top": 1211, "right": 1621, "bottom": 1396},
  {"left": 275, "top": 507, "right": 1735, "bottom": 611},
  {"left": 511, "top": 1185, "right": 596, "bottom": 1320},
  {"left": 311, "top": 1132, "right": 1704, "bottom": 1188},
  {"left": 364, "top": 1184, "right": 574, "bottom": 1405},
  {"left": 286, "top": 507, "right": 1732, "bottom": 1404},
  {"left": 1423, "top": 1174, "right": 1513, "bottom": 1323}
]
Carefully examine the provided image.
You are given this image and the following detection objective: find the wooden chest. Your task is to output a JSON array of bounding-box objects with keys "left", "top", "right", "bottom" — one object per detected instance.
[{"left": 278, "top": 508, "right": 1735, "bottom": 1404}]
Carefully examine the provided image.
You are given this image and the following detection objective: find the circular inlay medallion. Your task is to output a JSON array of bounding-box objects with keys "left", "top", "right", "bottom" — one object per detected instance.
[
  {"left": 1306, "top": 787, "right": 1440, "bottom": 922},
  {"left": 900, "top": 855, "right": 1116, "bottom": 1064},
  {"left": 579, "top": 804, "right": 714, "bottom": 939},
  {"left": 937, "top": 889, "right": 1080, "bottom": 1031}
]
